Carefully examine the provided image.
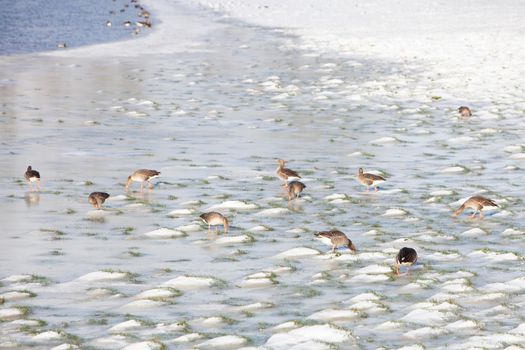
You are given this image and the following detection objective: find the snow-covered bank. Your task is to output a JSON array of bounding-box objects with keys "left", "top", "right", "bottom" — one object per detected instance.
[{"left": 188, "top": 0, "right": 525, "bottom": 101}]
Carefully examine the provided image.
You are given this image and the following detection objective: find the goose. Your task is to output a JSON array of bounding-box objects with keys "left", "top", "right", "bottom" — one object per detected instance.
[
  {"left": 356, "top": 168, "right": 385, "bottom": 192},
  {"left": 288, "top": 181, "right": 306, "bottom": 201},
  {"left": 276, "top": 159, "right": 301, "bottom": 187},
  {"left": 24, "top": 166, "right": 41, "bottom": 191},
  {"left": 396, "top": 247, "right": 418, "bottom": 275},
  {"left": 452, "top": 196, "right": 499, "bottom": 219},
  {"left": 125, "top": 169, "right": 160, "bottom": 192},
  {"left": 315, "top": 230, "right": 356, "bottom": 254},
  {"left": 88, "top": 192, "right": 110, "bottom": 209},
  {"left": 200, "top": 212, "right": 229, "bottom": 233}
]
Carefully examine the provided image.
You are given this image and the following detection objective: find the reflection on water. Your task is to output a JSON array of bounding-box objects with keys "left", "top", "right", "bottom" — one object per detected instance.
[
  {"left": 1, "top": 2, "right": 525, "bottom": 350},
  {"left": 24, "top": 191, "right": 40, "bottom": 207}
]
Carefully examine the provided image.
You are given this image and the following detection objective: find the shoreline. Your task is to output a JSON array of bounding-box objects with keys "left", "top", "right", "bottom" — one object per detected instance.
[{"left": 41, "top": 0, "right": 218, "bottom": 58}]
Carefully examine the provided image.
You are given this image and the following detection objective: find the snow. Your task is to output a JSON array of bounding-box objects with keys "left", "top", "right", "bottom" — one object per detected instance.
[
  {"left": 274, "top": 247, "right": 320, "bottom": 259},
  {"left": 163, "top": 275, "right": 216, "bottom": 290},
  {"left": 76, "top": 271, "right": 128, "bottom": 282},
  {"left": 207, "top": 200, "right": 258, "bottom": 211},
  {"left": 0, "top": 308, "right": 24, "bottom": 320},
  {"left": 109, "top": 320, "right": 142, "bottom": 333},
  {"left": 196, "top": 335, "right": 247, "bottom": 349},
  {"left": 143, "top": 228, "right": 185, "bottom": 238}
]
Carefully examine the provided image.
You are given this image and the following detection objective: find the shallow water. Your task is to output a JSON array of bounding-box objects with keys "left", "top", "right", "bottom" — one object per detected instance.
[
  {"left": 0, "top": 0, "right": 150, "bottom": 55},
  {"left": 1, "top": 2, "right": 525, "bottom": 350}
]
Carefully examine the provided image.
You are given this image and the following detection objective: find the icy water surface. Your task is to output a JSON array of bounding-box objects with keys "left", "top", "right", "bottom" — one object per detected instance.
[{"left": 1, "top": 2, "right": 525, "bottom": 350}]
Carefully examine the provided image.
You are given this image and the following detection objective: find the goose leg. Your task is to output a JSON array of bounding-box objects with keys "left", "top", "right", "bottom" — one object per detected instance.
[{"left": 37, "top": 179, "right": 41, "bottom": 191}]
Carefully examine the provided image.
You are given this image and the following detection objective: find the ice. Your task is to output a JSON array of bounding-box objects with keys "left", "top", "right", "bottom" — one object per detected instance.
[
  {"left": 257, "top": 208, "right": 289, "bottom": 216},
  {"left": 171, "top": 333, "right": 202, "bottom": 343},
  {"left": 134, "top": 288, "right": 179, "bottom": 300},
  {"left": 307, "top": 308, "right": 360, "bottom": 321},
  {"left": 0, "top": 291, "right": 33, "bottom": 301},
  {"left": 274, "top": 247, "right": 320, "bottom": 259},
  {"left": 122, "top": 341, "right": 163, "bottom": 350},
  {"left": 382, "top": 208, "right": 407, "bottom": 217},
  {"left": 76, "top": 271, "right": 128, "bottom": 282},
  {"left": 196, "top": 335, "right": 247, "bottom": 348},
  {"left": 1, "top": 275, "right": 32, "bottom": 283},
  {"left": 215, "top": 235, "right": 254, "bottom": 245},
  {"left": 32, "top": 331, "right": 62, "bottom": 341},
  {"left": 2, "top": 0, "right": 525, "bottom": 348},
  {"left": 109, "top": 320, "right": 142, "bottom": 333},
  {"left": 266, "top": 324, "right": 354, "bottom": 348},
  {"left": 370, "top": 136, "right": 398, "bottom": 145},
  {"left": 143, "top": 228, "right": 185, "bottom": 238},
  {"left": 355, "top": 265, "right": 392, "bottom": 274},
  {"left": 163, "top": 276, "right": 217, "bottom": 290},
  {"left": 461, "top": 228, "right": 487, "bottom": 237},
  {"left": 51, "top": 345, "right": 78, "bottom": 350},
  {"left": 0, "top": 308, "right": 25, "bottom": 320},
  {"left": 207, "top": 200, "right": 258, "bottom": 211},
  {"left": 168, "top": 208, "right": 195, "bottom": 216},
  {"left": 401, "top": 309, "right": 454, "bottom": 326},
  {"left": 441, "top": 166, "right": 467, "bottom": 173},
  {"left": 404, "top": 327, "right": 447, "bottom": 338}
]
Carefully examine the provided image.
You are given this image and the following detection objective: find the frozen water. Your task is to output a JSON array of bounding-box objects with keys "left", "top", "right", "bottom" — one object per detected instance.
[{"left": 1, "top": 0, "right": 525, "bottom": 349}]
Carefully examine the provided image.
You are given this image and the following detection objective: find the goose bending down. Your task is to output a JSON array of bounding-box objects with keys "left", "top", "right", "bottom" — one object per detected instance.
[
  {"left": 200, "top": 212, "right": 229, "bottom": 233},
  {"left": 88, "top": 192, "right": 110, "bottom": 209},
  {"left": 452, "top": 196, "right": 498, "bottom": 219},
  {"left": 125, "top": 169, "right": 160, "bottom": 192},
  {"left": 315, "top": 230, "right": 357, "bottom": 254},
  {"left": 288, "top": 181, "right": 306, "bottom": 201},
  {"left": 396, "top": 247, "right": 418, "bottom": 275}
]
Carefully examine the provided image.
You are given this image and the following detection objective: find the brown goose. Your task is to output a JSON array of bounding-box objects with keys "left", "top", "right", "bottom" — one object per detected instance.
[
  {"left": 458, "top": 106, "right": 472, "bottom": 117},
  {"left": 356, "top": 168, "right": 385, "bottom": 192},
  {"left": 24, "top": 166, "right": 41, "bottom": 191},
  {"left": 88, "top": 192, "right": 110, "bottom": 209},
  {"left": 288, "top": 181, "right": 306, "bottom": 201},
  {"left": 396, "top": 247, "right": 418, "bottom": 275},
  {"left": 452, "top": 195, "right": 499, "bottom": 219},
  {"left": 125, "top": 169, "right": 160, "bottom": 192},
  {"left": 276, "top": 159, "right": 301, "bottom": 187},
  {"left": 200, "top": 212, "right": 229, "bottom": 233},
  {"left": 315, "top": 230, "right": 357, "bottom": 254}
]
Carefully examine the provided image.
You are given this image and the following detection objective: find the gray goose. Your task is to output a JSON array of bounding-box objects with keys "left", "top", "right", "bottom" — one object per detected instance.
[
  {"left": 452, "top": 195, "right": 498, "bottom": 219},
  {"left": 125, "top": 169, "right": 160, "bottom": 192},
  {"left": 200, "top": 212, "right": 229, "bottom": 233},
  {"left": 396, "top": 247, "right": 418, "bottom": 275},
  {"left": 315, "top": 230, "right": 357, "bottom": 254},
  {"left": 288, "top": 181, "right": 306, "bottom": 201},
  {"left": 276, "top": 159, "right": 301, "bottom": 187},
  {"left": 356, "top": 168, "right": 385, "bottom": 192},
  {"left": 24, "top": 166, "right": 41, "bottom": 191},
  {"left": 88, "top": 192, "right": 110, "bottom": 209}
]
